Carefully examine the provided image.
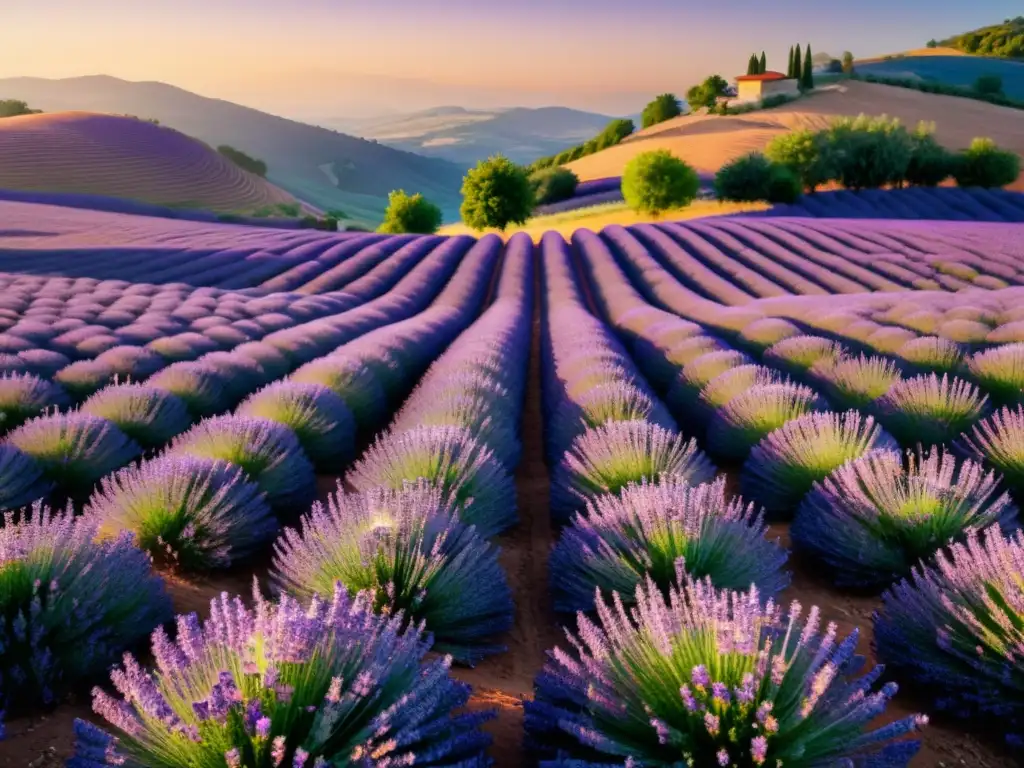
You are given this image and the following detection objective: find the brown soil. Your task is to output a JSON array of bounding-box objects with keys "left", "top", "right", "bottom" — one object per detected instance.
[{"left": 2, "top": 304, "right": 1016, "bottom": 767}]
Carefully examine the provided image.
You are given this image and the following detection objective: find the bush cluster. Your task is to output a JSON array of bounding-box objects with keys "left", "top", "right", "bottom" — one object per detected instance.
[
  {"left": 621, "top": 150, "right": 700, "bottom": 215},
  {"left": 714, "top": 153, "right": 802, "bottom": 203},
  {"left": 378, "top": 189, "right": 443, "bottom": 234},
  {"left": 529, "top": 166, "right": 579, "bottom": 205},
  {"left": 530, "top": 118, "right": 635, "bottom": 171}
]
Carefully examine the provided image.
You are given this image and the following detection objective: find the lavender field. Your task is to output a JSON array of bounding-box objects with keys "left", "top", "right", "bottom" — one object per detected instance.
[{"left": 2, "top": 194, "right": 1024, "bottom": 767}]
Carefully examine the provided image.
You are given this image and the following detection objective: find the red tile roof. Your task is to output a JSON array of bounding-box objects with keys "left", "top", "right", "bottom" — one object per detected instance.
[{"left": 735, "top": 71, "right": 789, "bottom": 82}]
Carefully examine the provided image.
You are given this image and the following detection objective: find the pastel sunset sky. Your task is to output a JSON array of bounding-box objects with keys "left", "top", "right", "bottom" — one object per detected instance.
[{"left": 0, "top": 1, "right": 1017, "bottom": 117}]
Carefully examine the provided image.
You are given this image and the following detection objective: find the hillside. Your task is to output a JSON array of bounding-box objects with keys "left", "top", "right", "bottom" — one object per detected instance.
[
  {"left": 937, "top": 16, "right": 1024, "bottom": 58},
  {"left": 855, "top": 53, "right": 1024, "bottom": 100},
  {"left": 0, "top": 112, "right": 301, "bottom": 213},
  {"left": 333, "top": 105, "right": 621, "bottom": 165},
  {"left": 566, "top": 80, "right": 1024, "bottom": 189},
  {"left": 0, "top": 75, "right": 468, "bottom": 224}
]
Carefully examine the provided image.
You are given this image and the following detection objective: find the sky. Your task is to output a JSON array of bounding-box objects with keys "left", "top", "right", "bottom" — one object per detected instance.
[{"left": 0, "top": 1, "right": 1018, "bottom": 118}]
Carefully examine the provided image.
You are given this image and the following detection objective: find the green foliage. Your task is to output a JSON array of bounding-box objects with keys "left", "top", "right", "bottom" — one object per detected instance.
[
  {"left": 788, "top": 46, "right": 796, "bottom": 78},
  {"left": 940, "top": 17, "right": 1024, "bottom": 58},
  {"left": 377, "top": 189, "right": 443, "bottom": 234},
  {"left": 953, "top": 137, "right": 1022, "bottom": 188},
  {"left": 714, "top": 153, "right": 803, "bottom": 204},
  {"left": 926, "top": 39, "right": 938, "bottom": 48},
  {"left": 641, "top": 93, "right": 682, "bottom": 128},
  {"left": 325, "top": 208, "right": 348, "bottom": 219},
  {"left": 685, "top": 76, "right": 728, "bottom": 112},
  {"left": 621, "top": 150, "right": 700, "bottom": 216},
  {"left": 842, "top": 51, "right": 855, "bottom": 73},
  {"left": 275, "top": 202, "right": 300, "bottom": 216},
  {"left": 747, "top": 54, "right": 758, "bottom": 76},
  {"left": 802, "top": 44, "right": 815, "bottom": 89},
  {"left": 759, "top": 51, "right": 767, "bottom": 73},
  {"left": 793, "top": 45, "right": 803, "bottom": 81},
  {"left": 530, "top": 118, "right": 634, "bottom": 171},
  {"left": 853, "top": 72, "right": 1024, "bottom": 110},
  {"left": 217, "top": 145, "right": 268, "bottom": 177},
  {"left": 905, "top": 122, "right": 956, "bottom": 186},
  {"left": 529, "top": 167, "right": 579, "bottom": 205},
  {"left": 765, "top": 129, "right": 835, "bottom": 192},
  {"left": 974, "top": 74, "right": 1004, "bottom": 96},
  {"left": 459, "top": 155, "right": 534, "bottom": 231},
  {"left": 0, "top": 99, "right": 42, "bottom": 118},
  {"left": 824, "top": 114, "right": 914, "bottom": 190},
  {"left": 825, "top": 59, "right": 844, "bottom": 74}
]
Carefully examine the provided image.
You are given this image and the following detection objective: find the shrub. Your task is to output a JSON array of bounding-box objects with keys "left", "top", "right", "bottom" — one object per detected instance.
[
  {"left": 459, "top": 155, "right": 534, "bottom": 231},
  {"left": 698, "top": 364, "right": 786, "bottom": 422},
  {"left": 347, "top": 425, "right": 516, "bottom": 537},
  {"left": 94, "top": 345, "right": 167, "bottom": 381},
  {"left": 959, "top": 405, "right": 1024, "bottom": 497},
  {"left": 54, "top": 360, "right": 115, "bottom": 401},
  {"left": 525, "top": 571, "right": 926, "bottom": 766},
  {"left": 217, "top": 144, "right": 268, "bottom": 176},
  {"left": 738, "top": 317, "right": 803, "bottom": 350},
  {"left": 166, "top": 416, "right": 316, "bottom": 510},
  {"left": 550, "top": 476, "right": 788, "bottom": 612},
  {"left": 666, "top": 350, "right": 754, "bottom": 417},
  {"left": 529, "top": 166, "right": 579, "bottom": 205},
  {"left": 826, "top": 114, "right": 914, "bottom": 189},
  {"left": 0, "top": 372, "right": 70, "bottom": 434},
  {"left": 6, "top": 414, "right": 141, "bottom": 498},
  {"left": 875, "top": 374, "right": 990, "bottom": 447},
  {"left": 81, "top": 384, "right": 192, "bottom": 449},
  {"left": 819, "top": 354, "right": 903, "bottom": 410},
  {"left": 0, "top": 443, "right": 51, "bottom": 513},
  {"left": 968, "top": 343, "right": 1024, "bottom": 406},
  {"left": 291, "top": 357, "right": 389, "bottom": 430},
  {"left": 550, "top": 420, "right": 716, "bottom": 522},
  {"left": 765, "top": 129, "right": 835, "bottom": 191},
  {"left": 974, "top": 74, "right": 1004, "bottom": 96},
  {"left": 377, "top": 189, "right": 443, "bottom": 234},
  {"left": 741, "top": 410, "right": 899, "bottom": 517},
  {"left": 0, "top": 507, "right": 170, "bottom": 719},
  {"left": 763, "top": 335, "right": 845, "bottom": 378},
  {"left": 953, "top": 138, "right": 1022, "bottom": 188},
  {"left": 621, "top": 150, "right": 700, "bottom": 215},
  {"left": 714, "top": 153, "right": 803, "bottom": 203},
  {"left": 705, "top": 382, "right": 829, "bottom": 460},
  {"left": 272, "top": 482, "right": 511, "bottom": 663},
  {"left": 0, "top": 99, "right": 42, "bottom": 118},
  {"left": 874, "top": 527, "right": 1024, "bottom": 743},
  {"left": 641, "top": 92, "right": 683, "bottom": 127},
  {"left": 906, "top": 122, "right": 956, "bottom": 186},
  {"left": 793, "top": 448, "right": 1017, "bottom": 588},
  {"left": 147, "top": 362, "right": 231, "bottom": 418},
  {"left": 897, "top": 336, "right": 965, "bottom": 375},
  {"left": 69, "top": 585, "right": 493, "bottom": 768},
  {"left": 236, "top": 381, "right": 356, "bottom": 468}
]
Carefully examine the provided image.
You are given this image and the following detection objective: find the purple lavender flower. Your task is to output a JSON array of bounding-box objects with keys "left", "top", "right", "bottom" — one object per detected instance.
[
  {"left": 525, "top": 567, "right": 924, "bottom": 765},
  {"left": 0, "top": 443, "right": 52, "bottom": 513},
  {"left": 959, "top": 405, "right": 1024, "bottom": 497},
  {"left": 147, "top": 362, "right": 232, "bottom": 419},
  {"left": 69, "top": 584, "right": 492, "bottom": 767},
  {"left": 93, "top": 345, "right": 168, "bottom": 382},
  {"left": 793, "top": 448, "right": 1017, "bottom": 588},
  {"left": 550, "top": 476, "right": 788, "bottom": 612},
  {"left": 271, "top": 481, "right": 512, "bottom": 663},
  {"left": 53, "top": 360, "right": 116, "bottom": 401},
  {"left": 968, "top": 343, "right": 1024, "bottom": 407},
  {"left": 817, "top": 354, "right": 903, "bottom": 411},
  {"left": 875, "top": 527, "right": 1024, "bottom": 744},
  {"left": 81, "top": 384, "right": 193, "bottom": 449},
  {"left": 897, "top": 336, "right": 965, "bottom": 376},
  {"left": 290, "top": 356, "right": 387, "bottom": 431},
  {"left": 166, "top": 415, "right": 316, "bottom": 511},
  {"left": 666, "top": 349, "right": 754, "bottom": 419},
  {"left": 763, "top": 335, "right": 846, "bottom": 379},
  {"left": 875, "top": 373, "right": 990, "bottom": 448},
  {"left": 0, "top": 506, "right": 171, "bottom": 719},
  {"left": 696, "top": 364, "right": 788, "bottom": 426},
  {"left": 6, "top": 413, "right": 142, "bottom": 498},
  {"left": 739, "top": 317, "right": 802, "bottom": 351},
  {"left": 0, "top": 372, "right": 70, "bottom": 435}
]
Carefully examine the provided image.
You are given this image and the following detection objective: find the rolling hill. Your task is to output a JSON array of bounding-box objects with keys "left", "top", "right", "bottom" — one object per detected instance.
[
  {"left": 0, "top": 75, "right": 468, "bottom": 225},
  {"left": 855, "top": 52, "right": 1024, "bottom": 100},
  {"left": 565, "top": 80, "right": 1024, "bottom": 190},
  {"left": 0, "top": 111, "right": 302, "bottom": 213},
  {"left": 331, "top": 105, "right": 625, "bottom": 165}
]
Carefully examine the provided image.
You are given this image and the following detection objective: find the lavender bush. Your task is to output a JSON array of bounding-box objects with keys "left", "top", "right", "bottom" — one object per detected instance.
[
  {"left": 147, "top": 362, "right": 232, "bottom": 419},
  {"left": 968, "top": 343, "right": 1024, "bottom": 406},
  {"left": 81, "top": 384, "right": 193, "bottom": 449},
  {"left": 5, "top": 413, "right": 141, "bottom": 498},
  {"left": 88, "top": 457, "right": 277, "bottom": 570},
  {"left": 69, "top": 585, "right": 493, "bottom": 767},
  {"left": 960, "top": 405, "right": 1024, "bottom": 497},
  {"left": 0, "top": 506, "right": 171, "bottom": 719},
  {"left": 897, "top": 336, "right": 965, "bottom": 376},
  {"left": 550, "top": 476, "right": 788, "bottom": 612},
  {"left": 53, "top": 360, "right": 115, "bottom": 401},
  {"left": 763, "top": 335, "right": 846, "bottom": 379},
  {"left": 272, "top": 482, "right": 512, "bottom": 663},
  {"left": 525, "top": 569, "right": 925, "bottom": 765},
  {"left": 166, "top": 416, "right": 316, "bottom": 511},
  {"left": 875, "top": 374, "right": 990, "bottom": 447},
  {"left": 793, "top": 448, "right": 1017, "bottom": 587},
  {"left": 817, "top": 354, "right": 903, "bottom": 411},
  {"left": 291, "top": 356, "right": 387, "bottom": 431},
  {"left": 0, "top": 443, "right": 52, "bottom": 513},
  {"left": 347, "top": 426, "right": 516, "bottom": 537},
  {"left": 740, "top": 411, "right": 899, "bottom": 517},
  {"left": 550, "top": 420, "right": 716, "bottom": 522},
  {"left": 666, "top": 350, "right": 754, "bottom": 418},
  {"left": 0, "top": 372, "right": 70, "bottom": 434},
  {"left": 874, "top": 527, "right": 1024, "bottom": 745}
]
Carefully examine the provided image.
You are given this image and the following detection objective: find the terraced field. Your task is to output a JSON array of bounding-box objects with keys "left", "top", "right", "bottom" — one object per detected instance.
[
  {"left": 2, "top": 192, "right": 1024, "bottom": 767},
  {"left": 0, "top": 112, "right": 301, "bottom": 213}
]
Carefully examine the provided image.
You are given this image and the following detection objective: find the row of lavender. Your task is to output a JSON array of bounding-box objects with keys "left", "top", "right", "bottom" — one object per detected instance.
[
  {"left": 0, "top": 238, "right": 535, "bottom": 765},
  {"left": 524, "top": 231, "right": 929, "bottom": 765},
  {"left": 564, "top": 226, "right": 1024, "bottom": 751}
]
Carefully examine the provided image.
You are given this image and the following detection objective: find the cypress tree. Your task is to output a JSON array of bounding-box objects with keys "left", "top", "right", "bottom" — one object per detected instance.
[
  {"left": 803, "top": 44, "right": 814, "bottom": 89},
  {"left": 747, "top": 54, "right": 757, "bottom": 75},
  {"left": 793, "top": 45, "right": 802, "bottom": 80},
  {"left": 787, "top": 46, "right": 795, "bottom": 77},
  {"left": 759, "top": 51, "right": 767, "bottom": 73}
]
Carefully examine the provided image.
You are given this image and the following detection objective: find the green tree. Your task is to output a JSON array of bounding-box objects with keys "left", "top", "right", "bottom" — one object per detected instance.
[
  {"left": 459, "top": 155, "right": 534, "bottom": 231},
  {"left": 842, "top": 51, "right": 855, "bottom": 73},
  {"left": 973, "top": 74, "right": 1004, "bottom": 96},
  {"left": 765, "top": 129, "right": 835, "bottom": 192},
  {"left": 621, "top": 150, "right": 700, "bottom": 216},
  {"left": 788, "top": 46, "right": 796, "bottom": 77},
  {"left": 747, "top": 54, "right": 758, "bottom": 76},
  {"left": 714, "top": 152, "right": 803, "bottom": 203},
  {"left": 802, "top": 44, "right": 814, "bottom": 89},
  {"left": 926, "top": 39, "right": 938, "bottom": 48},
  {"left": 378, "top": 190, "right": 443, "bottom": 234},
  {"left": 530, "top": 167, "right": 579, "bottom": 205},
  {"left": 217, "top": 145, "right": 268, "bottom": 177},
  {"left": 953, "top": 138, "right": 1021, "bottom": 188},
  {"left": 905, "top": 122, "right": 955, "bottom": 186},
  {"left": 793, "top": 46, "right": 803, "bottom": 81},
  {"left": 686, "top": 76, "right": 729, "bottom": 111},
  {"left": 825, "top": 115, "right": 913, "bottom": 190},
  {"left": 0, "top": 100, "right": 42, "bottom": 118},
  {"left": 759, "top": 51, "right": 767, "bottom": 73},
  {"left": 641, "top": 94, "right": 682, "bottom": 128}
]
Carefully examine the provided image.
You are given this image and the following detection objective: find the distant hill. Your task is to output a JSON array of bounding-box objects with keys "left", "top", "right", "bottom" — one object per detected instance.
[
  {"left": 856, "top": 52, "right": 1024, "bottom": 100},
  {"left": 329, "top": 105, "right": 624, "bottom": 165},
  {"left": 565, "top": 81, "right": 1024, "bottom": 190},
  {"left": 936, "top": 17, "right": 1024, "bottom": 58},
  {"left": 0, "top": 75, "right": 468, "bottom": 224},
  {"left": 0, "top": 111, "right": 303, "bottom": 214}
]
